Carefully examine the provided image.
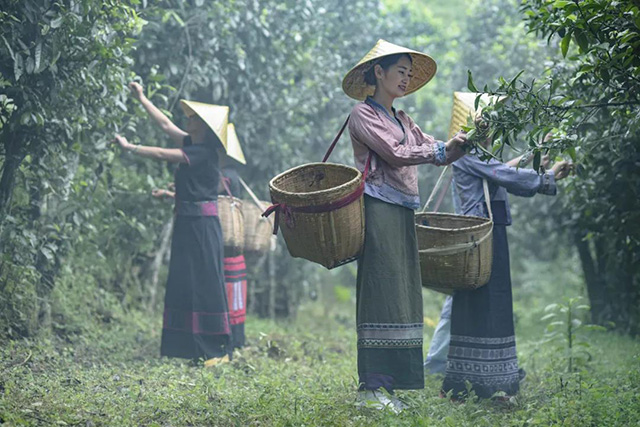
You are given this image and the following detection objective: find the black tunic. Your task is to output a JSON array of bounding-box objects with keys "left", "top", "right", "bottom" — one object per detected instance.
[{"left": 160, "top": 138, "right": 231, "bottom": 360}]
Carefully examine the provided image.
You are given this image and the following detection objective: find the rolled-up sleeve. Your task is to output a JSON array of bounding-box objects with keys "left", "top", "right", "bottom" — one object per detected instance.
[
  {"left": 349, "top": 104, "right": 442, "bottom": 167},
  {"left": 456, "top": 155, "right": 557, "bottom": 197}
]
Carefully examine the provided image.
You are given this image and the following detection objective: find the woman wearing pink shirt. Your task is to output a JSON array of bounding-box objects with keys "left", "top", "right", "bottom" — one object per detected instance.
[{"left": 342, "top": 40, "right": 468, "bottom": 411}]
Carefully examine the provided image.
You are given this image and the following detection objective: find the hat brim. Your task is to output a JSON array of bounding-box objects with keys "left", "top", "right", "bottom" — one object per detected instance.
[
  {"left": 448, "top": 92, "right": 506, "bottom": 139},
  {"left": 225, "top": 123, "right": 246, "bottom": 165},
  {"left": 342, "top": 42, "right": 437, "bottom": 101},
  {"left": 180, "top": 100, "right": 229, "bottom": 150}
]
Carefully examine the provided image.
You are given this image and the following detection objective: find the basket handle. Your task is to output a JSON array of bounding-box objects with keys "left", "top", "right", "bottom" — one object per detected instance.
[
  {"left": 321, "top": 114, "right": 372, "bottom": 180},
  {"left": 322, "top": 115, "right": 350, "bottom": 162},
  {"left": 239, "top": 176, "right": 267, "bottom": 211},
  {"left": 422, "top": 168, "right": 494, "bottom": 223},
  {"left": 219, "top": 172, "right": 234, "bottom": 198},
  {"left": 421, "top": 166, "right": 452, "bottom": 213},
  {"left": 482, "top": 178, "right": 493, "bottom": 222}
]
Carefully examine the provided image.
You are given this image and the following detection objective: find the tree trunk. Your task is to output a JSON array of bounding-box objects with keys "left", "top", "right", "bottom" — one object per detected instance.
[
  {"left": 148, "top": 217, "right": 174, "bottom": 312},
  {"left": 574, "top": 231, "right": 608, "bottom": 325},
  {"left": 0, "top": 141, "right": 26, "bottom": 227}
]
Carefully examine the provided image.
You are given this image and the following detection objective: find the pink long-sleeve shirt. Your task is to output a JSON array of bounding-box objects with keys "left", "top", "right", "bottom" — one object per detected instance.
[{"left": 348, "top": 97, "right": 452, "bottom": 209}]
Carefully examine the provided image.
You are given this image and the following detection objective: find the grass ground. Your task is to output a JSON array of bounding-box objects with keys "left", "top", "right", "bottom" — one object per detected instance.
[{"left": 1, "top": 295, "right": 639, "bottom": 426}]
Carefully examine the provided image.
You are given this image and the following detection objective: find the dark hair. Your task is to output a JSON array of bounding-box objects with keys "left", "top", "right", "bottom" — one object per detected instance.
[{"left": 363, "top": 53, "right": 413, "bottom": 86}]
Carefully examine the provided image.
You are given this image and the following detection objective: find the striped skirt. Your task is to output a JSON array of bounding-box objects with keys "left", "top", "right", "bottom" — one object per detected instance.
[
  {"left": 442, "top": 224, "right": 519, "bottom": 398},
  {"left": 224, "top": 255, "right": 248, "bottom": 349}
]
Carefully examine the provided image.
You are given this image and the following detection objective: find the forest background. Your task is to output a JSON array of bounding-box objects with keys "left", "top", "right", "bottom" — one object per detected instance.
[{"left": 0, "top": 0, "right": 639, "bottom": 425}]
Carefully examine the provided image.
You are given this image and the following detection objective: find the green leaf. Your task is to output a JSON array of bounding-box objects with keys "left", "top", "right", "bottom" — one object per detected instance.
[
  {"left": 561, "top": 33, "right": 571, "bottom": 58},
  {"left": 1, "top": 35, "right": 15, "bottom": 60},
  {"left": 509, "top": 70, "right": 525, "bottom": 88},
  {"left": 467, "top": 70, "right": 478, "bottom": 92},
  {"left": 574, "top": 31, "right": 589, "bottom": 52},
  {"left": 533, "top": 151, "right": 541, "bottom": 171},
  {"left": 566, "top": 146, "right": 576, "bottom": 162},
  {"left": 34, "top": 41, "right": 42, "bottom": 73},
  {"left": 40, "top": 247, "right": 54, "bottom": 261},
  {"left": 50, "top": 16, "right": 64, "bottom": 29},
  {"left": 170, "top": 11, "right": 185, "bottom": 26},
  {"left": 541, "top": 313, "right": 556, "bottom": 321},
  {"left": 544, "top": 303, "right": 559, "bottom": 312},
  {"left": 14, "top": 53, "right": 24, "bottom": 81}
]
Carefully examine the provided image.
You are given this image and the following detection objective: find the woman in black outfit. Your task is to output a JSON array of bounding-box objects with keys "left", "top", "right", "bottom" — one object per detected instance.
[{"left": 114, "top": 82, "right": 232, "bottom": 363}]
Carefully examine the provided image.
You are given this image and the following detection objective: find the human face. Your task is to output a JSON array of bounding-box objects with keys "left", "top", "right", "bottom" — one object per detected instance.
[
  {"left": 375, "top": 55, "right": 413, "bottom": 99},
  {"left": 186, "top": 115, "right": 207, "bottom": 144}
]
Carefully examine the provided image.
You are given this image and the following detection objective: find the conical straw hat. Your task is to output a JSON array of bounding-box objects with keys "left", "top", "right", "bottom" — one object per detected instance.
[
  {"left": 342, "top": 39, "right": 437, "bottom": 101},
  {"left": 180, "top": 100, "right": 229, "bottom": 150},
  {"left": 448, "top": 92, "right": 505, "bottom": 139},
  {"left": 226, "top": 123, "right": 246, "bottom": 165}
]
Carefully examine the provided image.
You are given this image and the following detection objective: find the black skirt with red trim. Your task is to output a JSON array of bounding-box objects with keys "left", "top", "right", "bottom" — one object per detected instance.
[
  {"left": 160, "top": 215, "right": 231, "bottom": 360},
  {"left": 224, "top": 255, "right": 247, "bottom": 349}
]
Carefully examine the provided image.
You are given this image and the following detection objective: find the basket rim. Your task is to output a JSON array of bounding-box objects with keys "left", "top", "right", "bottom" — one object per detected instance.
[
  {"left": 415, "top": 212, "right": 492, "bottom": 233},
  {"left": 218, "top": 195, "right": 243, "bottom": 202},
  {"left": 269, "top": 162, "right": 362, "bottom": 200}
]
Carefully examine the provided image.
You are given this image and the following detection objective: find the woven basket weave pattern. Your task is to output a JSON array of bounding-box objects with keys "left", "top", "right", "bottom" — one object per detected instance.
[
  {"left": 269, "top": 163, "right": 365, "bottom": 269},
  {"left": 218, "top": 196, "right": 245, "bottom": 255},
  {"left": 416, "top": 212, "right": 493, "bottom": 292},
  {"left": 242, "top": 201, "right": 272, "bottom": 254}
]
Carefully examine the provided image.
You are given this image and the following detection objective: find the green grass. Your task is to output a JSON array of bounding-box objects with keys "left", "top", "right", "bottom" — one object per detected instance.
[{"left": 1, "top": 298, "right": 640, "bottom": 426}]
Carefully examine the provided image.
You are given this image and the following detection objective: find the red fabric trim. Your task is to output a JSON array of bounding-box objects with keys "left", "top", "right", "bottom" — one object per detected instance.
[
  {"left": 224, "top": 255, "right": 247, "bottom": 272},
  {"left": 162, "top": 309, "right": 230, "bottom": 335},
  {"left": 224, "top": 264, "right": 247, "bottom": 272},
  {"left": 225, "top": 280, "right": 247, "bottom": 325},
  {"left": 224, "top": 255, "right": 246, "bottom": 264}
]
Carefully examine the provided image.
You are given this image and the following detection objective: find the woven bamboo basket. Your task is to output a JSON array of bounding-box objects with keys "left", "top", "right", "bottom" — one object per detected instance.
[
  {"left": 218, "top": 196, "right": 245, "bottom": 255},
  {"left": 416, "top": 212, "right": 493, "bottom": 292},
  {"left": 268, "top": 162, "right": 365, "bottom": 269},
  {"left": 242, "top": 200, "right": 272, "bottom": 254}
]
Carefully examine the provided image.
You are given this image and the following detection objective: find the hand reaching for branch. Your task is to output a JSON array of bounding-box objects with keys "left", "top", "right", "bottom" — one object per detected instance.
[
  {"left": 129, "top": 82, "right": 144, "bottom": 101},
  {"left": 551, "top": 160, "right": 572, "bottom": 180},
  {"left": 113, "top": 134, "right": 132, "bottom": 150},
  {"left": 541, "top": 154, "right": 551, "bottom": 170}
]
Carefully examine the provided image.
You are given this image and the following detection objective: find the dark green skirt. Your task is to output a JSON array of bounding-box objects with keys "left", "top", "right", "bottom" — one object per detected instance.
[{"left": 356, "top": 195, "right": 424, "bottom": 391}]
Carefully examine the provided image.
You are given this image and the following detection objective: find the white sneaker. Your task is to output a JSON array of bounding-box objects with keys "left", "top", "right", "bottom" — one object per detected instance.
[
  {"left": 391, "top": 395, "right": 408, "bottom": 411},
  {"left": 355, "top": 390, "right": 402, "bottom": 414}
]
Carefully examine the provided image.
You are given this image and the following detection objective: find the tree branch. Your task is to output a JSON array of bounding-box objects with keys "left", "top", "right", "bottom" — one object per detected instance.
[{"left": 551, "top": 101, "right": 640, "bottom": 110}]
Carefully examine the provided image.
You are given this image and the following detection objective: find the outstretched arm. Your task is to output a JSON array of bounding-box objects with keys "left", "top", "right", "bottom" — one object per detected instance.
[
  {"left": 129, "top": 82, "right": 188, "bottom": 147},
  {"left": 456, "top": 155, "right": 558, "bottom": 197},
  {"left": 114, "top": 135, "right": 187, "bottom": 164},
  {"left": 349, "top": 105, "right": 468, "bottom": 167},
  {"left": 152, "top": 188, "right": 176, "bottom": 199}
]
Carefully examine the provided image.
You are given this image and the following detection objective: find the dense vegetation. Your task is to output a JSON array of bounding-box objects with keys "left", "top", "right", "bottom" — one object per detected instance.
[{"left": 1, "top": 0, "right": 639, "bottom": 425}]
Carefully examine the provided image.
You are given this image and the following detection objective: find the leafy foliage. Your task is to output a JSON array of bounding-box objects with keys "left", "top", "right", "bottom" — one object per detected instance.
[
  {"left": 542, "top": 297, "right": 607, "bottom": 372},
  {"left": 465, "top": 0, "right": 640, "bottom": 332}
]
